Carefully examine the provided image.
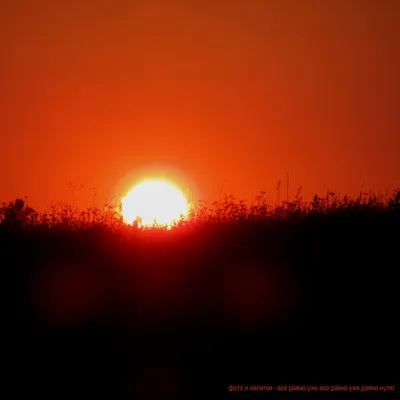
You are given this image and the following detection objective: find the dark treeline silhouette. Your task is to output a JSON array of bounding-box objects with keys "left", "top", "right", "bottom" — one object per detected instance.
[{"left": 4, "top": 190, "right": 399, "bottom": 399}]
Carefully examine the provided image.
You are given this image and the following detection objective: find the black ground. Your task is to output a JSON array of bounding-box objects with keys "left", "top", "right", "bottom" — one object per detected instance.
[{"left": 5, "top": 209, "right": 399, "bottom": 398}]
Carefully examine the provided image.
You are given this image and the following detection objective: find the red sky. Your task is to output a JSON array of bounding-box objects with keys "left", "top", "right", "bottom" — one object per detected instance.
[{"left": 1, "top": 0, "right": 399, "bottom": 210}]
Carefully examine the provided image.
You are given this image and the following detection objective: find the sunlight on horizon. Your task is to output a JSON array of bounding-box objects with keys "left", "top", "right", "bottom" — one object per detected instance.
[{"left": 121, "top": 180, "right": 189, "bottom": 228}]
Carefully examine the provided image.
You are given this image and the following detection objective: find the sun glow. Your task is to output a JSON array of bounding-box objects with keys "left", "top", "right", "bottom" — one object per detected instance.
[{"left": 121, "top": 180, "right": 189, "bottom": 227}]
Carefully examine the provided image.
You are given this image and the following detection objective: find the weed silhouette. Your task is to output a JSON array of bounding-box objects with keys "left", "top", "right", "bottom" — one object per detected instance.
[{"left": 3, "top": 188, "right": 399, "bottom": 399}]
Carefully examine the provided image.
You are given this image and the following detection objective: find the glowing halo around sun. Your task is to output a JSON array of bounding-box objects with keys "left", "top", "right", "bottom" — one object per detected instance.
[{"left": 121, "top": 180, "right": 189, "bottom": 228}]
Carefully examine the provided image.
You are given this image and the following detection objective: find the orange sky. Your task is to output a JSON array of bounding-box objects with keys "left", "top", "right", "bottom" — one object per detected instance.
[{"left": 1, "top": 0, "right": 399, "bottom": 210}]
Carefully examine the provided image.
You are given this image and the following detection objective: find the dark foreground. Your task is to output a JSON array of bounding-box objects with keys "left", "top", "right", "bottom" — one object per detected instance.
[{"left": 5, "top": 210, "right": 399, "bottom": 398}]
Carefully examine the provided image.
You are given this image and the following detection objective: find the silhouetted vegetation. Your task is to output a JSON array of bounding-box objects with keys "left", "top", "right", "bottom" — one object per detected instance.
[
  {"left": 2, "top": 189, "right": 399, "bottom": 230},
  {"left": 4, "top": 189, "right": 399, "bottom": 399}
]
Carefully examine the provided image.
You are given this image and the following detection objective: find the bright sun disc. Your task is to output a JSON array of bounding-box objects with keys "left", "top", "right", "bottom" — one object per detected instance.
[{"left": 121, "top": 180, "right": 189, "bottom": 227}]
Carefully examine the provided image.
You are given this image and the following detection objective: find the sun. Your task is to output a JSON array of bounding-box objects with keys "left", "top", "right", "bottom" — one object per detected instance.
[{"left": 121, "top": 180, "right": 189, "bottom": 227}]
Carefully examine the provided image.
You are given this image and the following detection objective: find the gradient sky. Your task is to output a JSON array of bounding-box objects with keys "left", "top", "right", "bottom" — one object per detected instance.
[{"left": 1, "top": 0, "right": 399, "bottom": 209}]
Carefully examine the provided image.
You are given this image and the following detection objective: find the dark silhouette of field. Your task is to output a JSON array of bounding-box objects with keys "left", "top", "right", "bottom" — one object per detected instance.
[{"left": 4, "top": 193, "right": 399, "bottom": 399}]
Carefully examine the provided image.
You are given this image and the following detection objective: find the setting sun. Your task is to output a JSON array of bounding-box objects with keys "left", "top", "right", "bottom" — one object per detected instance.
[{"left": 121, "top": 180, "right": 189, "bottom": 227}]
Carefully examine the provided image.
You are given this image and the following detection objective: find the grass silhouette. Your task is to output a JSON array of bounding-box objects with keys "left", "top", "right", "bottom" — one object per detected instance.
[
  {"left": 3, "top": 188, "right": 399, "bottom": 399},
  {"left": 2, "top": 188, "right": 399, "bottom": 229}
]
